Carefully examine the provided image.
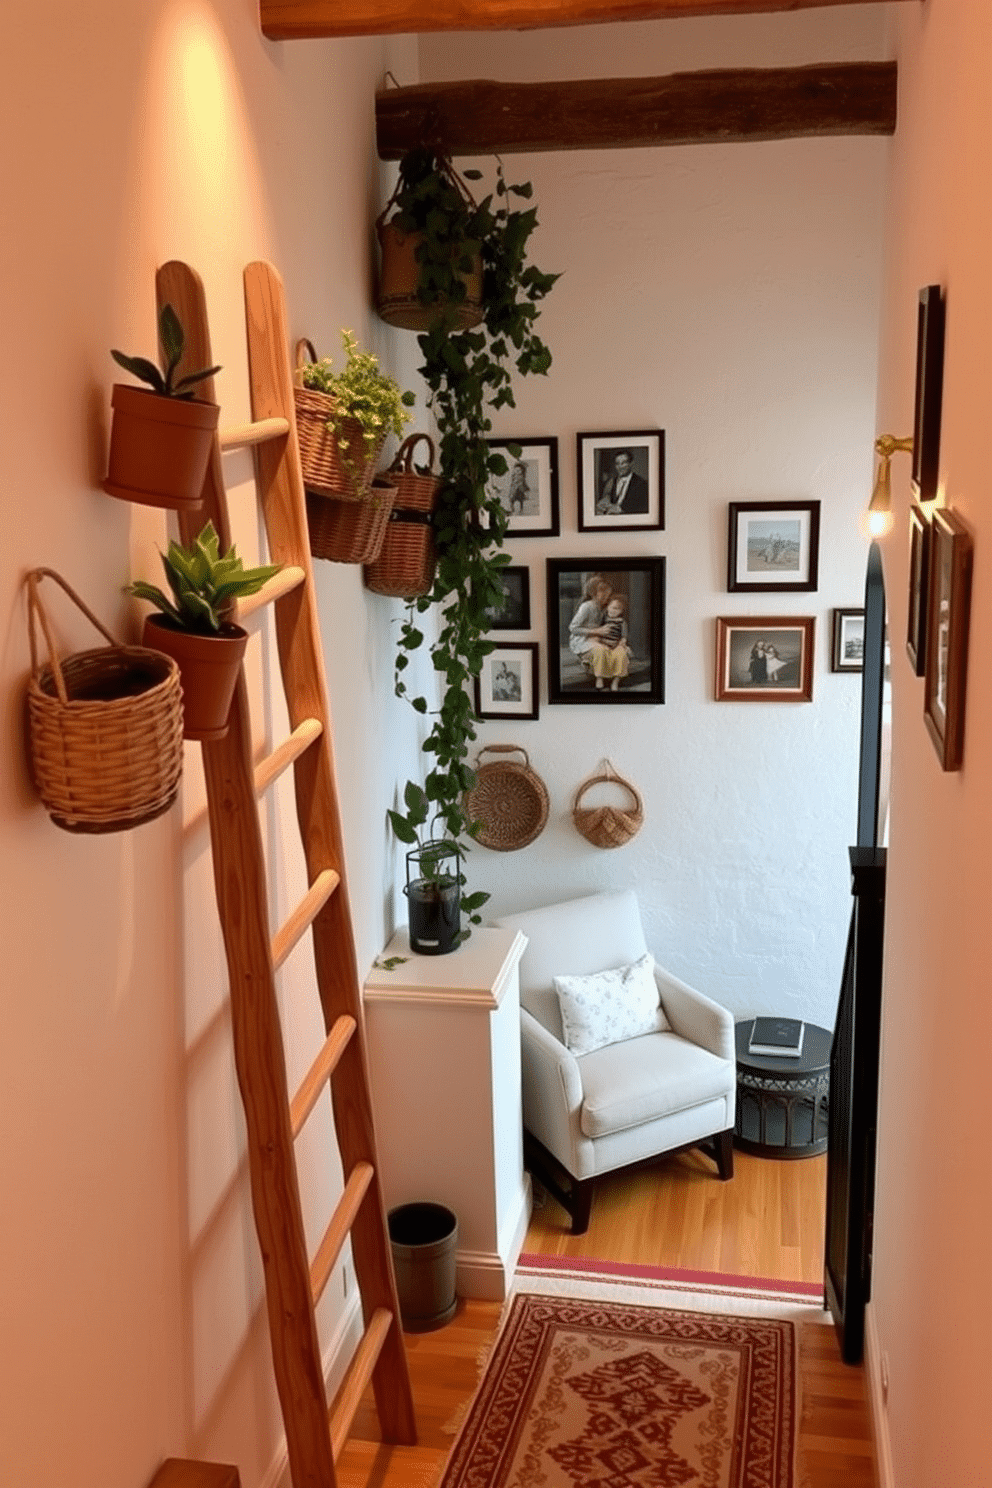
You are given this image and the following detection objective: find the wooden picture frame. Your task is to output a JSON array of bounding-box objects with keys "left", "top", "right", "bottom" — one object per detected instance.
[
  {"left": 576, "top": 430, "right": 665, "bottom": 532},
  {"left": 832, "top": 609, "right": 865, "bottom": 673},
  {"left": 546, "top": 558, "right": 665, "bottom": 704},
  {"left": 911, "top": 284, "right": 946, "bottom": 503},
  {"left": 715, "top": 616, "right": 815, "bottom": 701},
  {"left": 906, "top": 502, "right": 932, "bottom": 676},
  {"left": 474, "top": 643, "right": 540, "bottom": 720},
  {"left": 485, "top": 436, "right": 560, "bottom": 537},
  {"left": 727, "top": 501, "right": 820, "bottom": 593},
  {"left": 923, "top": 508, "right": 973, "bottom": 771},
  {"left": 484, "top": 565, "right": 530, "bottom": 631}
]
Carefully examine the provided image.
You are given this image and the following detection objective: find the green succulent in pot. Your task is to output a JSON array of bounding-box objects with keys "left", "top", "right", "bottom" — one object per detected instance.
[
  {"left": 126, "top": 521, "right": 283, "bottom": 742},
  {"left": 111, "top": 303, "right": 221, "bottom": 400}
]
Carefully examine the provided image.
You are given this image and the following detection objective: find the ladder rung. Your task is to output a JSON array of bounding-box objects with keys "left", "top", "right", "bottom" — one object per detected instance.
[
  {"left": 254, "top": 718, "right": 323, "bottom": 797},
  {"left": 237, "top": 564, "right": 306, "bottom": 622},
  {"left": 219, "top": 415, "right": 290, "bottom": 450},
  {"left": 309, "top": 1160, "right": 373, "bottom": 1305},
  {"left": 271, "top": 868, "right": 340, "bottom": 970},
  {"left": 291, "top": 1015, "right": 357, "bottom": 1138},
  {"left": 329, "top": 1307, "right": 395, "bottom": 1462}
]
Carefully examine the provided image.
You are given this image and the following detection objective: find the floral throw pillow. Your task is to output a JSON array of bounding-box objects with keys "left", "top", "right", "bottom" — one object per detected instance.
[{"left": 553, "top": 952, "right": 670, "bottom": 1056}]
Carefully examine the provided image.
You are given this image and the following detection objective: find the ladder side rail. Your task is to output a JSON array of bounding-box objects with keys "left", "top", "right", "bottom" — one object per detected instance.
[
  {"left": 243, "top": 260, "right": 417, "bottom": 1445},
  {"left": 156, "top": 261, "right": 339, "bottom": 1488}
]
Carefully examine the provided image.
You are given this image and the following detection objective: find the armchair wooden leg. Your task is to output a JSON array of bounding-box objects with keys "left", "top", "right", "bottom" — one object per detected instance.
[
  {"left": 714, "top": 1129, "right": 734, "bottom": 1181},
  {"left": 570, "top": 1178, "right": 593, "bottom": 1236}
]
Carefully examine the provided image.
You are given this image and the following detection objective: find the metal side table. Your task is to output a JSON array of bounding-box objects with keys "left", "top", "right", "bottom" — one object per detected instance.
[{"left": 734, "top": 1019, "right": 831, "bottom": 1159}]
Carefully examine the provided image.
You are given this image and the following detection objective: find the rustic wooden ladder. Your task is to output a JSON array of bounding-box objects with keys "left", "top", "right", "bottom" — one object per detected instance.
[{"left": 156, "top": 259, "right": 416, "bottom": 1488}]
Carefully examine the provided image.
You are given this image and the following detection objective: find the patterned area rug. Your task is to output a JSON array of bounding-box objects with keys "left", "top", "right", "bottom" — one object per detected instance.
[{"left": 438, "top": 1290, "right": 797, "bottom": 1488}]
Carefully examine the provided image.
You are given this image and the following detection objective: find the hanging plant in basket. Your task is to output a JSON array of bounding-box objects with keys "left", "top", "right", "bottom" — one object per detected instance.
[
  {"left": 103, "top": 302, "right": 222, "bottom": 512},
  {"left": 25, "top": 568, "right": 184, "bottom": 834},
  {"left": 125, "top": 521, "right": 282, "bottom": 742},
  {"left": 363, "top": 434, "right": 441, "bottom": 599},
  {"left": 376, "top": 152, "right": 485, "bottom": 332},
  {"left": 385, "top": 152, "right": 559, "bottom": 940}
]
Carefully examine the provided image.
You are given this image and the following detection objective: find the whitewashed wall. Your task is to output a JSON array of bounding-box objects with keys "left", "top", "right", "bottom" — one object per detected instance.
[{"left": 420, "top": 9, "right": 890, "bottom": 1031}]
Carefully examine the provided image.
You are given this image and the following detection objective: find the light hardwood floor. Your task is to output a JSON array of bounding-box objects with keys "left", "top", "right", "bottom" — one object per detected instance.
[{"left": 338, "top": 1149, "right": 877, "bottom": 1488}]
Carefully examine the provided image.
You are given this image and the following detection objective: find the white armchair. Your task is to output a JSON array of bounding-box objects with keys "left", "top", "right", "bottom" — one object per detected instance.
[{"left": 494, "top": 889, "right": 736, "bottom": 1234}]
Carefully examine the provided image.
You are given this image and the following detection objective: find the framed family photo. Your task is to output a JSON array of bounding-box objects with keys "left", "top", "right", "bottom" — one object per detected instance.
[
  {"left": 906, "top": 502, "right": 931, "bottom": 675},
  {"left": 727, "top": 501, "right": 820, "bottom": 593},
  {"left": 576, "top": 430, "right": 665, "bottom": 532},
  {"left": 474, "top": 643, "right": 539, "bottom": 720},
  {"left": 831, "top": 608, "right": 865, "bottom": 673},
  {"left": 546, "top": 558, "right": 665, "bottom": 705},
  {"left": 715, "top": 616, "right": 815, "bottom": 702},
  {"left": 923, "top": 508, "right": 973, "bottom": 771},
  {"left": 485, "top": 437, "right": 560, "bottom": 537},
  {"left": 484, "top": 565, "right": 531, "bottom": 631},
  {"left": 912, "top": 284, "right": 946, "bottom": 503}
]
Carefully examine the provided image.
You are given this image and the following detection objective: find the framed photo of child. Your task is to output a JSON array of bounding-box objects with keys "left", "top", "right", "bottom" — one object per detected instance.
[
  {"left": 474, "top": 643, "right": 540, "bottom": 720},
  {"left": 546, "top": 558, "right": 666, "bottom": 705},
  {"left": 485, "top": 437, "right": 560, "bottom": 537}
]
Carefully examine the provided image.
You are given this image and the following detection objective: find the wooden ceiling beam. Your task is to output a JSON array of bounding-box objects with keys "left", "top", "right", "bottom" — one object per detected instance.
[
  {"left": 375, "top": 62, "right": 897, "bottom": 158},
  {"left": 261, "top": 0, "right": 915, "bottom": 42}
]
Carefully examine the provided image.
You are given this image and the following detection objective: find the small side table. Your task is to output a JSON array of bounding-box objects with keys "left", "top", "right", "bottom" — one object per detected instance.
[{"left": 734, "top": 1020, "right": 831, "bottom": 1159}]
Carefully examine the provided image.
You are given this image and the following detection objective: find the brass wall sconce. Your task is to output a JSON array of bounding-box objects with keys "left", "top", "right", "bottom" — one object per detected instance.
[{"left": 867, "top": 434, "right": 914, "bottom": 536}]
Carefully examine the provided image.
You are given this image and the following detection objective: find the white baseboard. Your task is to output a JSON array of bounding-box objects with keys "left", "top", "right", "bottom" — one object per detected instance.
[
  {"left": 457, "top": 1176, "right": 533, "bottom": 1301},
  {"left": 863, "top": 1301, "right": 895, "bottom": 1488}
]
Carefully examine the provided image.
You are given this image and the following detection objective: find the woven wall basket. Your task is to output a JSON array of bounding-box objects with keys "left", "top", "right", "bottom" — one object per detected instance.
[
  {"left": 572, "top": 761, "right": 644, "bottom": 849},
  {"left": 464, "top": 745, "right": 549, "bottom": 852},
  {"left": 306, "top": 476, "right": 398, "bottom": 565},
  {"left": 294, "top": 339, "right": 384, "bottom": 501},
  {"left": 363, "top": 433, "right": 440, "bottom": 599},
  {"left": 25, "top": 568, "right": 183, "bottom": 834}
]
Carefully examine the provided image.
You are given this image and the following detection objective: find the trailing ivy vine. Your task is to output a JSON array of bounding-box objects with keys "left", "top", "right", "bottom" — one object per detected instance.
[{"left": 385, "top": 150, "right": 558, "bottom": 926}]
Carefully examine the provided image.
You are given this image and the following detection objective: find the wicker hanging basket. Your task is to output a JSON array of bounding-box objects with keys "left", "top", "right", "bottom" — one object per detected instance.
[
  {"left": 25, "top": 568, "right": 184, "bottom": 834},
  {"left": 293, "top": 339, "right": 385, "bottom": 501},
  {"left": 572, "top": 761, "right": 644, "bottom": 849},
  {"left": 375, "top": 164, "right": 484, "bottom": 332},
  {"left": 464, "top": 745, "right": 549, "bottom": 852},
  {"left": 363, "top": 434, "right": 440, "bottom": 598},
  {"left": 306, "top": 475, "right": 399, "bottom": 565}
]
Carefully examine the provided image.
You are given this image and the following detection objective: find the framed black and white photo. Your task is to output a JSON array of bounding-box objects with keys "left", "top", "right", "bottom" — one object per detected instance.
[
  {"left": 484, "top": 565, "right": 531, "bottom": 631},
  {"left": 832, "top": 608, "right": 865, "bottom": 673},
  {"left": 546, "top": 558, "right": 665, "bottom": 704},
  {"left": 576, "top": 430, "right": 664, "bottom": 532},
  {"left": 912, "top": 284, "right": 946, "bottom": 503},
  {"left": 715, "top": 616, "right": 815, "bottom": 702},
  {"left": 923, "top": 508, "right": 973, "bottom": 771},
  {"left": 485, "top": 437, "right": 560, "bottom": 537},
  {"left": 907, "top": 502, "right": 932, "bottom": 675},
  {"left": 474, "top": 643, "right": 539, "bottom": 720},
  {"left": 727, "top": 501, "right": 820, "bottom": 593}
]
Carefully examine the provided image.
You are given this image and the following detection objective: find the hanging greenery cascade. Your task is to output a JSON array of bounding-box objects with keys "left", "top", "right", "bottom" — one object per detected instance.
[{"left": 384, "top": 149, "right": 559, "bottom": 930}]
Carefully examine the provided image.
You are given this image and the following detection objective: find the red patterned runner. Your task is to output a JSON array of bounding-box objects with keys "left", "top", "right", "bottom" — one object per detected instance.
[{"left": 439, "top": 1292, "right": 796, "bottom": 1487}]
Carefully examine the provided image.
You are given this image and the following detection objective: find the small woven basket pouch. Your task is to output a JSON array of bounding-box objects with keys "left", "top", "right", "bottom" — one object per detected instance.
[
  {"left": 363, "top": 433, "right": 440, "bottom": 598},
  {"left": 294, "top": 338, "right": 384, "bottom": 501},
  {"left": 463, "top": 744, "right": 549, "bottom": 852},
  {"left": 306, "top": 475, "right": 399, "bottom": 565},
  {"left": 25, "top": 568, "right": 183, "bottom": 834},
  {"left": 572, "top": 761, "right": 644, "bottom": 849}
]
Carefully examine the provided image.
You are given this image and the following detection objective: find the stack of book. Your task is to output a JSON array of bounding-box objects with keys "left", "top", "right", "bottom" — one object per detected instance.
[{"left": 748, "top": 1017, "right": 805, "bottom": 1058}]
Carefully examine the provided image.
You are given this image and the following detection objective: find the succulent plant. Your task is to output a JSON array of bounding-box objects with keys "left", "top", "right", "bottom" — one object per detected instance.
[{"left": 126, "top": 521, "right": 282, "bottom": 635}]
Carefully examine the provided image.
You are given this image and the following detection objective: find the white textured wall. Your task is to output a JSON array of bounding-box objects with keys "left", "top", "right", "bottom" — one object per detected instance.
[
  {"left": 421, "top": 9, "right": 889, "bottom": 1030},
  {"left": 0, "top": 8, "right": 422, "bottom": 1488},
  {"left": 868, "top": 2, "right": 992, "bottom": 1483}
]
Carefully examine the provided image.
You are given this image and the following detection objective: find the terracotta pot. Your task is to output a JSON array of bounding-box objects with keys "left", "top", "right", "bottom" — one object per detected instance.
[
  {"left": 142, "top": 615, "right": 247, "bottom": 741},
  {"left": 103, "top": 385, "right": 219, "bottom": 511},
  {"left": 375, "top": 221, "right": 484, "bottom": 332}
]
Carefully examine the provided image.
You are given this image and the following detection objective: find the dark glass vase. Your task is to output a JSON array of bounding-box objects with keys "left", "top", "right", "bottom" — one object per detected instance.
[{"left": 404, "top": 841, "right": 461, "bottom": 955}]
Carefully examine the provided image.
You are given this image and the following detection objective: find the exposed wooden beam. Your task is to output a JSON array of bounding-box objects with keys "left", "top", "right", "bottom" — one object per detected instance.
[
  {"left": 376, "top": 62, "right": 897, "bottom": 158},
  {"left": 262, "top": 0, "right": 915, "bottom": 41}
]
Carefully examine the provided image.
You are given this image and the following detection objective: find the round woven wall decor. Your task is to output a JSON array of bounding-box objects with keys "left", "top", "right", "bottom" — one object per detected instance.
[
  {"left": 572, "top": 761, "right": 644, "bottom": 849},
  {"left": 464, "top": 745, "right": 549, "bottom": 852}
]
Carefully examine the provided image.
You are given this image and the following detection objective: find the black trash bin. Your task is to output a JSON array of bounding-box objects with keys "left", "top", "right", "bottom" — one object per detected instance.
[{"left": 388, "top": 1202, "right": 458, "bottom": 1332}]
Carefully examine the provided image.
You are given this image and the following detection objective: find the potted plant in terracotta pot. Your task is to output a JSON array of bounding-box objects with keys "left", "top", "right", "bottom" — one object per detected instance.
[
  {"left": 376, "top": 150, "right": 486, "bottom": 331},
  {"left": 126, "top": 521, "right": 282, "bottom": 741},
  {"left": 104, "top": 303, "right": 222, "bottom": 511}
]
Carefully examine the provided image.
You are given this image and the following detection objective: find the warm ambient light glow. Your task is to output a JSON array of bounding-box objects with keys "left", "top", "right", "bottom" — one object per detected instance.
[{"left": 866, "top": 433, "right": 914, "bottom": 536}]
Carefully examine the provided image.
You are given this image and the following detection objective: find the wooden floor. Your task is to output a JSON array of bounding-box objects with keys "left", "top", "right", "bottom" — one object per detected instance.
[{"left": 338, "top": 1149, "right": 877, "bottom": 1488}]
